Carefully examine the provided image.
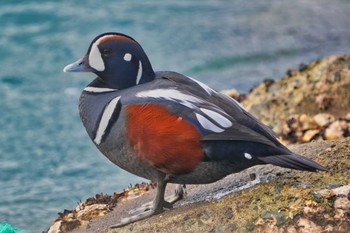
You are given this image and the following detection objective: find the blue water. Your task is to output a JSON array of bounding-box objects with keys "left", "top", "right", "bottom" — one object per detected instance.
[{"left": 1, "top": 0, "right": 350, "bottom": 232}]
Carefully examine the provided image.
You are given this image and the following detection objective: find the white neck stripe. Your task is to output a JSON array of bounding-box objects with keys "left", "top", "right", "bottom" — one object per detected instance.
[
  {"left": 84, "top": 87, "right": 117, "bottom": 93},
  {"left": 136, "top": 60, "right": 143, "bottom": 84}
]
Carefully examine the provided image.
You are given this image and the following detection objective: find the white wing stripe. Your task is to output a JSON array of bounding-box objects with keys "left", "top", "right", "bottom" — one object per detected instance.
[
  {"left": 195, "top": 113, "right": 225, "bottom": 133},
  {"left": 94, "top": 96, "right": 121, "bottom": 145},
  {"left": 186, "top": 76, "right": 216, "bottom": 95},
  {"left": 136, "top": 89, "right": 202, "bottom": 109},
  {"left": 200, "top": 108, "right": 232, "bottom": 128}
]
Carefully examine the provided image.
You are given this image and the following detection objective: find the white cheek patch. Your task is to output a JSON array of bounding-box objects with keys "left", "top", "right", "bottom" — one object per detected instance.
[
  {"left": 89, "top": 42, "right": 105, "bottom": 71},
  {"left": 123, "top": 53, "right": 132, "bottom": 61}
]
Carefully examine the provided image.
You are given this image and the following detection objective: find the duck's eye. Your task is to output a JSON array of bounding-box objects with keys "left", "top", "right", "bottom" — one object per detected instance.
[{"left": 101, "top": 48, "right": 112, "bottom": 56}]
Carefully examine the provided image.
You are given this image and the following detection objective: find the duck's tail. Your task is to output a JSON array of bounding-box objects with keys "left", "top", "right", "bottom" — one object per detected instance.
[{"left": 258, "top": 153, "right": 329, "bottom": 172}]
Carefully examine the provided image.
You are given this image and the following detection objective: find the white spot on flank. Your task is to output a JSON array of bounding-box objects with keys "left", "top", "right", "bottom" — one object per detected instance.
[
  {"left": 136, "top": 60, "right": 143, "bottom": 84},
  {"left": 84, "top": 87, "right": 117, "bottom": 93},
  {"left": 244, "top": 153, "right": 252, "bottom": 160},
  {"left": 136, "top": 89, "right": 202, "bottom": 109},
  {"left": 123, "top": 53, "right": 132, "bottom": 61},
  {"left": 89, "top": 40, "right": 105, "bottom": 71},
  {"left": 195, "top": 113, "right": 225, "bottom": 133},
  {"left": 94, "top": 96, "right": 121, "bottom": 145},
  {"left": 200, "top": 108, "right": 232, "bottom": 128},
  {"left": 176, "top": 117, "right": 183, "bottom": 122}
]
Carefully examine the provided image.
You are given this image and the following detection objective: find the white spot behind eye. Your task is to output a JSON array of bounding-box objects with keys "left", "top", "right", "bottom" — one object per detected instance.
[
  {"left": 123, "top": 53, "right": 132, "bottom": 62},
  {"left": 244, "top": 153, "right": 252, "bottom": 160}
]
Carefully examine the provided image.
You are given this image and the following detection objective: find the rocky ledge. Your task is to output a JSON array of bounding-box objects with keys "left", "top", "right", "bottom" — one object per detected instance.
[
  {"left": 235, "top": 54, "right": 350, "bottom": 144},
  {"left": 47, "top": 54, "right": 350, "bottom": 233}
]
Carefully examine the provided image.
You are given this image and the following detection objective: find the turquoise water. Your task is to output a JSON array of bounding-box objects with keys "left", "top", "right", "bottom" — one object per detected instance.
[{"left": 1, "top": 1, "right": 350, "bottom": 232}]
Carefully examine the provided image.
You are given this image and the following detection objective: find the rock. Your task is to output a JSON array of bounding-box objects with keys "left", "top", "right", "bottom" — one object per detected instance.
[
  {"left": 299, "top": 114, "right": 318, "bottom": 131},
  {"left": 47, "top": 220, "right": 81, "bottom": 233},
  {"left": 241, "top": 54, "right": 350, "bottom": 135},
  {"left": 345, "top": 113, "right": 350, "bottom": 120},
  {"left": 277, "top": 112, "right": 349, "bottom": 144},
  {"left": 313, "top": 113, "right": 335, "bottom": 127},
  {"left": 223, "top": 208, "right": 233, "bottom": 219},
  {"left": 48, "top": 138, "right": 349, "bottom": 233},
  {"left": 297, "top": 218, "right": 323, "bottom": 233},
  {"left": 221, "top": 88, "right": 246, "bottom": 103},
  {"left": 260, "top": 210, "right": 288, "bottom": 227},
  {"left": 315, "top": 93, "right": 333, "bottom": 110},
  {"left": 220, "top": 89, "right": 239, "bottom": 100},
  {"left": 325, "top": 121, "right": 346, "bottom": 140},
  {"left": 302, "top": 129, "right": 320, "bottom": 142},
  {"left": 334, "top": 197, "right": 350, "bottom": 220},
  {"left": 46, "top": 183, "right": 155, "bottom": 233},
  {"left": 75, "top": 204, "right": 109, "bottom": 221},
  {"left": 332, "top": 184, "right": 350, "bottom": 196}
]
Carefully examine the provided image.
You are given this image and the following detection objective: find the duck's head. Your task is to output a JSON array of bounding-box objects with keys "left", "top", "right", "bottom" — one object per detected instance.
[{"left": 64, "top": 32, "right": 155, "bottom": 89}]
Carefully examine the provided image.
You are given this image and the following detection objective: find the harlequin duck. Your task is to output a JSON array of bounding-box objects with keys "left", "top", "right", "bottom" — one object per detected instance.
[{"left": 63, "top": 32, "right": 328, "bottom": 227}]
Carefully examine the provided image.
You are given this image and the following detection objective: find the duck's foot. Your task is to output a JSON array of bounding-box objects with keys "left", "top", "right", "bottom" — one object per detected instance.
[
  {"left": 110, "top": 207, "right": 160, "bottom": 228},
  {"left": 110, "top": 179, "right": 175, "bottom": 228},
  {"left": 129, "top": 184, "right": 186, "bottom": 215}
]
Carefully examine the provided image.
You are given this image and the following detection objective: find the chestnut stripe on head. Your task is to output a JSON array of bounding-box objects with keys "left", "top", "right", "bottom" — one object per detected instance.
[
  {"left": 99, "top": 35, "right": 135, "bottom": 44},
  {"left": 88, "top": 34, "right": 136, "bottom": 72}
]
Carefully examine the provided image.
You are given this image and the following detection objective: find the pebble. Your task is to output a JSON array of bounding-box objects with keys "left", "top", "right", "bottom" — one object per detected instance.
[
  {"left": 280, "top": 112, "right": 349, "bottom": 144},
  {"left": 325, "top": 121, "right": 345, "bottom": 140},
  {"left": 313, "top": 113, "right": 335, "bottom": 127}
]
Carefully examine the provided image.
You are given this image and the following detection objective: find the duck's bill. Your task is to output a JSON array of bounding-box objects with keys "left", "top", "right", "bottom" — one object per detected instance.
[{"left": 63, "top": 56, "right": 93, "bottom": 72}]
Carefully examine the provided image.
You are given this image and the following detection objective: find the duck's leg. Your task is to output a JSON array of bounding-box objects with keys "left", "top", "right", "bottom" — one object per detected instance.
[
  {"left": 129, "top": 184, "right": 186, "bottom": 215},
  {"left": 110, "top": 179, "right": 170, "bottom": 228},
  {"left": 164, "top": 184, "right": 186, "bottom": 204}
]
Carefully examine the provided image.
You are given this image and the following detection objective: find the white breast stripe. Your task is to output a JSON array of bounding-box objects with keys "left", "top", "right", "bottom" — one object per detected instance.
[
  {"left": 84, "top": 87, "right": 118, "bottom": 93},
  {"left": 187, "top": 76, "right": 215, "bottom": 95},
  {"left": 136, "top": 60, "right": 143, "bottom": 84},
  {"left": 200, "top": 108, "right": 232, "bottom": 128},
  {"left": 136, "top": 89, "right": 202, "bottom": 109},
  {"left": 94, "top": 96, "right": 121, "bottom": 145},
  {"left": 195, "top": 113, "right": 225, "bottom": 133}
]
